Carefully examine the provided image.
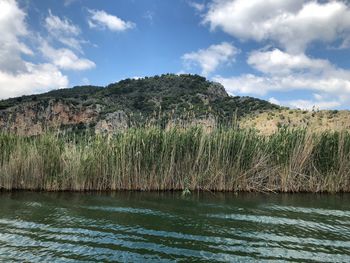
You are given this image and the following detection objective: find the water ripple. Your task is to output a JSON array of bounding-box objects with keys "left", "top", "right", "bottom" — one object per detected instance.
[{"left": 0, "top": 192, "right": 349, "bottom": 262}]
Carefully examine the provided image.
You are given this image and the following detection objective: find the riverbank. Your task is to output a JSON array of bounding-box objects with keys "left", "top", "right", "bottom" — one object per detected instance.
[{"left": 0, "top": 127, "right": 349, "bottom": 192}]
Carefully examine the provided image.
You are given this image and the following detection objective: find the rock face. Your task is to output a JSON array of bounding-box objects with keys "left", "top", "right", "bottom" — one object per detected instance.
[
  {"left": 0, "top": 100, "right": 100, "bottom": 136},
  {"left": 207, "top": 82, "right": 228, "bottom": 98},
  {"left": 95, "top": 111, "right": 128, "bottom": 134}
]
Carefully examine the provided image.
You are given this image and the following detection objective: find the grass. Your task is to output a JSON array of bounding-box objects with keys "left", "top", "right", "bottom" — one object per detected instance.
[{"left": 0, "top": 126, "right": 349, "bottom": 192}]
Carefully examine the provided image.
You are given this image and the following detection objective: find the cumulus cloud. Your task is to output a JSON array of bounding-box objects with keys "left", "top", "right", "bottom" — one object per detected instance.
[
  {"left": 182, "top": 42, "right": 239, "bottom": 75},
  {"left": 0, "top": 63, "right": 68, "bottom": 99},
  {"left": 287, "top": 99, "right": 342, "bottom": 110},
  {"left": 201, "top": 0, "right": 350, "bottom": 109},
  {"left": 247, "top": 49, "right": 331, "bottom": 75},
  {"left": 0, "top": 0, "right": 68, "bottom": 99},
  {"left": 0, "top": 0, "right": 31, "bottom": 73},
  {"left": 214, "top": 48, "right": 350, "bottom": 109},
  {"left": 40, "top": 42, "right": 95, "bottom": 71},
  {"left": 268, "top": 97, "right": 281, "bottom": 106},
  {"left": 268, "top": 96, "right": 344, "bottom": 110},
  {"left": 214, "top": 68, "right": 350, "bottom": 110},
  {"left": 214, "top": 72, "right": 350, "bottom": 96},
  {"left": 269, "top": 94, "right": 345, "bottom": 110},
  {"left": 216, "top": 73, "right": 349, "bottom": 110},
  {"left": 88, "top": 9, "right": 135, "bottom": 32},
  {"left": 213, "top": 74, "right": 273, "bottom": 96},
  {"left": 204, "top": 0, "right": 350, "bottom": 53}
]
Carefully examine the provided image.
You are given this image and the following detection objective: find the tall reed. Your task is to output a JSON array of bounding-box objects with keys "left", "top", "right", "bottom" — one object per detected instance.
[{"left": 0, "top": 127, "right": 349, "bottom": 192}]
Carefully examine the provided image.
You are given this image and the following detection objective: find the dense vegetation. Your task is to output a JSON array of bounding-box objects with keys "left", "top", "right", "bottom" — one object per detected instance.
[
  {"left": 0, "top": 74, "right": 279, "bottom": 125},
  {"left": 1, "top": 127, "right": 349, "bottom": 192},
  {"left": 0, "top": 86, "right": 102, "bottom": 110},
  {"left": 1, "top": 75, "right": 348, "bottom": 193}
]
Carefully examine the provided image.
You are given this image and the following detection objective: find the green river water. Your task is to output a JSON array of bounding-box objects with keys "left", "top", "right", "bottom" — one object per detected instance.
[{"left": 0, "top": 192, "right": 349, "bottom": 262}]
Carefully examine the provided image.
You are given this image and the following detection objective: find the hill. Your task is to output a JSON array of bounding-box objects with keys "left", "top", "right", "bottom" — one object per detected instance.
[
  {"left": 240, "top": 108, "right": 350, "bottom": 135},
  {"left": 0, "top": 74, "right": 279, "bottom": 135}
]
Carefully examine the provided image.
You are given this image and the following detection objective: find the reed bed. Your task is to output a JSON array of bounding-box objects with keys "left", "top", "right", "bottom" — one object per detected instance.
[{"left": 0, "top": 127, "right": 349, "bottom": 192}]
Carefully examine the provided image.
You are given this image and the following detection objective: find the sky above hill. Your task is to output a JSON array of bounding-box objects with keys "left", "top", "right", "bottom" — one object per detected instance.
[{"left": 1, "top": 0, "right": 350, "bottom": 109}]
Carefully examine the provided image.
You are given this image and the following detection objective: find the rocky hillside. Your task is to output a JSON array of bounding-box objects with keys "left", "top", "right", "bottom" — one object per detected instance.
[
  {"left": 240, "top": 108, "right": 350, "bottom": 135},
  {"left": 0, "top": 74, "right": 279, "bottom": 135}
]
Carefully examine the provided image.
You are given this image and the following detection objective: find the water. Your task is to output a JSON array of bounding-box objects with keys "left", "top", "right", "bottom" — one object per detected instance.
[{"left": 0, "top": 192, "right": 349, "bottom": 262}]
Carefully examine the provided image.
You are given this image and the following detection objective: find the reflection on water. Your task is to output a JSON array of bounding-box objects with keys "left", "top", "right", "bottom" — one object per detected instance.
[{"left": 0, "top": 192, "right": 349, "bottom": 262}]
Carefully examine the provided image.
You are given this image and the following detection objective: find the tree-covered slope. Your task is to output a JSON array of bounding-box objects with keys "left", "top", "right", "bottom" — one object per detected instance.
[{"left": 0, "top": 74, "right": 280, "bottom": 135}]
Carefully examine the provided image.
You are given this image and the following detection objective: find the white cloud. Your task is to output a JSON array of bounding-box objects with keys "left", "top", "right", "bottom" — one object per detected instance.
[
  {"left": 44, "top": 10, "right": 85, "bottom": 51},
  {"left": 287, "top": 99, "right": 342, "bottom": 110},
  {"left": 204, "top": 0, "right": 350, "bottom": 53},
  {"left": 217, "top": 48, "right": 350, "bottom": 109},
  {"left": 182, "top": 42, "right": 239, "bottom": 75},
  {"left": 268, "top": 97, "right": 281, "bottom": 106},
  {"left": 202, "top": 0, "right": 350, "bottom": 111},
  {"left": 313, "top": 93, "right": 325, "bottom": 101},
  {"left": 0, "top": 0, "right": 68, "bottom": 99},
  {"left": 43, "top": 11, "right": 95, "bottom": 70},
  {"left": 188, "top": 1, "right": 206, "bottom": 12},
  {"left": 214, "top": 71, "right": 350, "bottom": 109},
  {"left": 214, "top": 73, "right": 350, "bottom": 96},
  {"left": 0, "top": 63, "right": 68, "bottom": 99},
  {"left": 88, "top": 9, "right": 135, "bottom": 32},
  {"left": 45, "top": 10, "right": 80, "bottom": 36},
  {"left": 40, "top": 42, "right": 95, "bottom": 71},
  {"left": 214, "top": 74, "right": 272, "bottom": 96},
  {"left": 192, "top": 1, "right": 350, "bottom": 109},
  {"left": 247, "top": 49, "right": 331, "bottom": 75},
  {"left": 58, "top": 37, "right": 85, "bottom": 51},
  {"left": 338, "top": 36, "right": 350, "bottom": 49},
  {"left": 268, "top": 95, "right": 343, "bottom": 110},
  {"left": 0, "top": 0, "right": 31, "bottom": 73}
]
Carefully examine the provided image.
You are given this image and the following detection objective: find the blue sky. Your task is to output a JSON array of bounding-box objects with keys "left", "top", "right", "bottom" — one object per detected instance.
[{"left": 1, "top": 0, "right": 350, "bottom": 109}]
